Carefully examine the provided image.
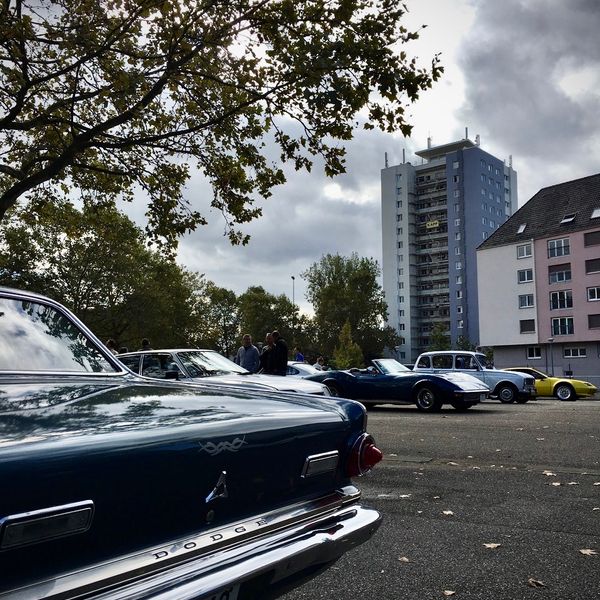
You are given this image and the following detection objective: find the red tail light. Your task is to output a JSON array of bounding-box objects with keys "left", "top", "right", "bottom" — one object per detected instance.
[{"left": 346, "top": 434, "right": 383, "bottom": 478}]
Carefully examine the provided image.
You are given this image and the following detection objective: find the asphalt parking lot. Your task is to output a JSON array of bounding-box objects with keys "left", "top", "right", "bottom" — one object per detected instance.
[{"left": 282, "top": 398, "right": 600, "bottom": 600}]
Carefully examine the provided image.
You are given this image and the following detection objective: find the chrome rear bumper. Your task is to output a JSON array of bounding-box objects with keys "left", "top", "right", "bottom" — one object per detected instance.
[{"left": 3, "top": 488, "right": 381, "bottom": 600}]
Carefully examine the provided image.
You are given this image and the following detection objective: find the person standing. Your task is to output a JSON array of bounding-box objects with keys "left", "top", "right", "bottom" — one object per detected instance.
[
  {"left": 293, "top": 347, "right": 305, "bottom": 362},
  {"left": 234, "top": 334, "right": 260, "bottom": 373},
  {"left": 271, "top": 330, "right": 288, "bottom": 376},
  {"left": 260, "top": 332, "right": 276, "bottom": 374},
  {"left": 105, "top": 339, "right": 119, "bottom": 355}
]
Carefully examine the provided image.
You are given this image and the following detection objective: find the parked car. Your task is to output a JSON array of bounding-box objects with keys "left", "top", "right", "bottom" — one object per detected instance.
[
  {"left": 504, "top": 367, "right": 598, "bottom": 401},
  {"left": 305, "top": 358, "right": 489, "bottom": 411},
  {"left": 0, "top": 287, "right": 383, "bottom": 599},
  {"left": 119, "top": 349, "right": 331, "bottom": 396},
  {"left": 414, "top": 351, "right": 537, "bottom": 403},
  {"left": 287, "top": 361, "right": 324, "bottom": 378}
]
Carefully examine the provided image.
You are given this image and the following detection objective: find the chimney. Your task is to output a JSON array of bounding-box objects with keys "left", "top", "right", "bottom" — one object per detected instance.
[
  {"left": 465, "top": 127, "right": 469, "bottom": 139},
  {"left": 402, "top": 148, "right": 406, "bottom": 163},
  {"left": 475, "top": 134, "right": 480, "bottom": 146},
  {"left": 385, "top": 152, "right": 389, "bottom": 168},
  {"left": 427, "top": 136, "right": 432, "bottom": 149}
]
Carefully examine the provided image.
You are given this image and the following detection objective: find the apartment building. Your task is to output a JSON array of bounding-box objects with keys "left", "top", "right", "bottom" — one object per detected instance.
[
  {"left": 477, "top": 173, "right": 600, "bottom": 377},
  {"left": 381, "top": 136, "right": 518, "bottom": 362}
]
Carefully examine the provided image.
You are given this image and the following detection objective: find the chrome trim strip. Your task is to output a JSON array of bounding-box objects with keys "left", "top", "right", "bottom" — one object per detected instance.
[
  {"left": 0, "top": 500, "right": 94, "bottom": 550},
  {"left": 1, "top": 487, "right": 363, "bottom": 600},
  {"left": 301, "top": 451, "right": 339, "bottom": 478}
]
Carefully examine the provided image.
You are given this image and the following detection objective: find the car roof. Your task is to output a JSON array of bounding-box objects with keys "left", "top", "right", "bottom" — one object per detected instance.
[{"left": 119, "top": 349, "right": 214, "bottom": 357}]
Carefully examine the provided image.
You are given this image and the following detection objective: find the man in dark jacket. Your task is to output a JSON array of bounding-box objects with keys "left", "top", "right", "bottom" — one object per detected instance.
[{"left": 271, "top": 330, "right": 288, "bottom": 376}]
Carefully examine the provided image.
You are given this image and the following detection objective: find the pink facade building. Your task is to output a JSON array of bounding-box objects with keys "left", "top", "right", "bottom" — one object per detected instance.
[{"left": 477, "top": 173, "right": 600, "bottom": 380}]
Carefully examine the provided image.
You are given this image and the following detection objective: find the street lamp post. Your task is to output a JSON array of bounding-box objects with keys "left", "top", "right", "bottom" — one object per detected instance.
[
  {"left": 548, "top": 337, "right": 554, "bottom": 376},
  {"left": 291, "top": 276, "right": 296, "bottom": 341}
]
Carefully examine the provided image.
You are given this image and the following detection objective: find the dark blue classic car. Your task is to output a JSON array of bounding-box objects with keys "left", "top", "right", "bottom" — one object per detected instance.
[
  {"left": 305, "top": 358, "right": 490, "bottom": 411},
  {"left": 0, "top": 288, "right": 382, "bottom": 599}
]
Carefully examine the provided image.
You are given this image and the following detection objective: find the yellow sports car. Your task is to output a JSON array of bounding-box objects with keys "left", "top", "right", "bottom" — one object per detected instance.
[{"left": 505, "top": 367, "right": 597, "bottom": 401}]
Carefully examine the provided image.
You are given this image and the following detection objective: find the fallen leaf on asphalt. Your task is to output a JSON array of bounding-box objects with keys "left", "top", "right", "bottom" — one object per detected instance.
[
  {"left": 550, "top": 482, "right": 562, "bottom": 486},
  {"left": 472, "top": 466, "right": 481, "bottom": 470},
  {"left": 417, "top": 510, "right": 423, "bottom": 514},
  {"left": 399, "top": 494, "right": 411, "bottom": 499},
  {"left": 516, "top": 427, "right": 524, "bottom": 431},
  {"left": 447, "top": 461, "right": 459, "bottom": 466},
  {"left": 433, "top": 495, "right": 441, "bottom": 499},
  {"left": 377, "top": 494, "right": 394, "bottom": 498},
  {"left": 567, "top": 482, "right": 579, "bottom": 486},
  {"left": 398, "top": 556, "right": 410, "bottom": 563},
  {"left": 483, "top": 543, "right": 501, "bottom": 549},
  {"left": 496, "top": 449, "right": 501, "bottom": 452},
  {"left": 467, "top": 455, "right": 473, "bottom": 459},
  {"left": 389, "top": 453, "right": 398, "bottom": 456},
  {"left": 594, "top": 482, "right": 600, "bottom": 486},
  {"left": 579, "top": 549, "right": 598, "bottom": 556},
  {"left": 593, "top": 507, "right": 600, "bottom": 511},
  {"left": 543, "top": 470, "right": 556, "bottom": 476},
  {"left": 442, "top": 510, "right": 454, "bottom": 516},
  {"left": 442, "top": 591, "right": 456, "bottom": 596},
  {"left": 527, "top": 578, "right": 546, "bottom": 588},
  {"left": 536, "top": 438, "right": 545, "bottom": 441}
]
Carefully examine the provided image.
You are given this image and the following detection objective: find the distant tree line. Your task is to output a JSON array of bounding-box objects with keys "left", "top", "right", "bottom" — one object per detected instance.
[{"left": 0, "top": 202, "right": 399, "bottom": 365}]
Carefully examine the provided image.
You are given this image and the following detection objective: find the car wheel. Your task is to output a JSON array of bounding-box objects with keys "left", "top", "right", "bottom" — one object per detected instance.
[
  {"left": 496, "top": 383, "right": 517, "bottom": 403},
  {"left": 451, "top": 401, "right": 474, "bottom": 411},
  {"left": 414, "top": 386, "right": 441, "bottom": 412},
  {"left": 325, "top": 382, "right": 340, "bottom": 397},
  {"left": 555, "top": 383, "right": 576, "bottom": 401}
]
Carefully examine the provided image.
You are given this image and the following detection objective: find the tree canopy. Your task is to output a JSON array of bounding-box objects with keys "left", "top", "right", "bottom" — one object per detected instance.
[
  {"left": 0, "top": 0, "right": 442, "bottom": 248},
  {"left": 0, "top": 200, "right": 207, "bottom": 348},
  {"left": 303, "top": 252, "right": 399, "bottom": 360}
]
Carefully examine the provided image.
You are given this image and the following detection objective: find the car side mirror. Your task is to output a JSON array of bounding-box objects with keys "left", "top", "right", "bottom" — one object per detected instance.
[{"left": 165, "top": 369, "right": 180, "bottom": 380}]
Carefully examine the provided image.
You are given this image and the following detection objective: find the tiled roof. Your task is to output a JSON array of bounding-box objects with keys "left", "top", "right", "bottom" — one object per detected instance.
[{"left": 478, "top": 172, "right": 600, "bottom": 249}]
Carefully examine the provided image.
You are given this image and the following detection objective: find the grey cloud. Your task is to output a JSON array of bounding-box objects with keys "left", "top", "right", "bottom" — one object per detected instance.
[{"left": 457, "top": 0, "right": 600, "bottom": 200}]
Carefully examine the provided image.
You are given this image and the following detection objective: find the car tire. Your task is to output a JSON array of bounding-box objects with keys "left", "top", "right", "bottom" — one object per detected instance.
[
  {"left": 495, "top": 383, "right": 517, "bottom": 403},
  {"left": 414, "top": 386, "right": 442, "bottom": 412},
  {"left": 554, "top": 383, "right": 576, "bottom": 401},
  {"left": 325, "top": 382, "right": 340, "bottom": 397}
]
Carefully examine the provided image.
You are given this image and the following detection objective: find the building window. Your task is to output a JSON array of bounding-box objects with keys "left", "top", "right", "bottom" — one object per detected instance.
[
  {"left": 457, "top": 306, "right": 463, "bottom": 314},
  {"left": 552, "top": 317, "right": 574, "bottom": 336},
  {"left": 482, "top": 232, "right": 488, "bottom": 239},
  {"left": 517, "top": 243, "right": 532, "bottom": 258},
  {"left": 457, "top": 290, "right": 463, "bottom": 299},
  {"left": 453, "top": 175, "right": 460, "bottom": 183},
  {"left": 457, "top": 320, "right": 464, "bottom": 329},
  {"left": 455, "top": 232, "right": 461, "bottom": 240},
  {"left": 588, "top": 286, "right": 600, "bottom": 301},
  {"left": 398, "top": 296, "right": 404, "bottom": 303},
  {"left": 456, "top": 275, "right": 462, "bottom": 284},
  {"left": 482, "top": 217, "right": 487, "bottom": 225},
  {"left": 397, "top": 241, "right": 403, "bottom": 248},
  {"left": 455, "top": 247, "right": 461, "bottom": 255},
  {"left": 564, "top": 347, "right": 586, "bottom": 358},
  {"left": 490, "top": 220, "right": 495, "bottom": 228},
  {"left": 519, "top": 294, "right": 534, "bottom": 308},
  {"left": 591, "top": 208, "right": 600, "bottom": 219},
  {"left": 399, "top": 310, "right": 404, "bottom": 316},
  {"left": 550, "top": 290, "right": 573, "bottom": 310},
  {"left": 455, "top": 218, "right": 460, "bottom": 226},
  {"left": 517, "top": 223, "right": 527, "bottom": 233},
  {"left": 548, "top": 263, "right": 571, "bottom": 284},
  {"left": 527, "top": 347, "right": 541, "bottom": 360},
  {"left": 398, "top": 281, "right": 404, "bottom": 289},
  {"left": 584, "top": 230, "right": 600, "bottom": 246},
  {"left": 454, "top": 190, "right": 460, "bottom": 197},
  {"left": 455, "top": 261, "right": 462, "bottom": 270},
  {"left": 397, "top": 200, "right": 402, "bottom": 208},
  {"left": 588, "top": 314, "right": 600, "bottom": 329},
  {"left": 454, "top": 203, "right": 460, "bottom": 212},
  {"left": 453, "top": 161, "right": 459, "bottom": 169},
  {"left": 399, "top": 323, "right": 405, "bottom": 330},
  {"left": 585, "top": 258, "right": 600, "bottom": 274},
  {"left": 560, "top": 213, "right": 576, "bottom": 224},
  {"left": 518, "top": 268, "right": 533, "bottom": 283},
  {"left": 548, "top": 238, "right": 570, "bottom": 258},
  {"left": 520, "top": 319, "right": 536, "bottom": 333},
  {"left": 481, "top": 188, "right": 486, "bottom": 196}
]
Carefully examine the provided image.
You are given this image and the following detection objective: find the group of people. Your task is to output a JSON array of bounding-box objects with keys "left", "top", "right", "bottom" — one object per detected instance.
[
  {"left": 234, "top": 331, "right": 289, "bottom": 375},
  {"left": 105, "top": 338, "right": 151, "bottom": 355},
  {"left": 234, "top": 332, "right": 330, "bottom": 375}
]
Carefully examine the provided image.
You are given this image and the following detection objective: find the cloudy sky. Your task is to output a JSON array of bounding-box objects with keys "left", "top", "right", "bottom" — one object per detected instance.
[{"left": 133, "top": 0, "right": 600, "bottom": 314}]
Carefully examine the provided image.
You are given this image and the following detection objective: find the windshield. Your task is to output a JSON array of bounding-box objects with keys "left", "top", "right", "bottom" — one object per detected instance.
[
  {"left": 0, "top": 296, "right": 117, "bottom": 373},
  {"left": 373, "top": 359, "right": 411, "bottom": 375},
  {"left": 178, "top": 350, "right": 247, "bottom": 377},
  {"left": 476, "top": 353, "right": 494, "bottom": 369}
]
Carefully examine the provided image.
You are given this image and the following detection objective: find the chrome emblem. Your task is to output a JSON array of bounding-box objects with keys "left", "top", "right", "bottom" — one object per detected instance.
[
  {"left": 199, "top": 437, "right": 247, "bottom": 456},
  {"left": 205, "top": 471, "right": 228, "bottom": 503}
]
